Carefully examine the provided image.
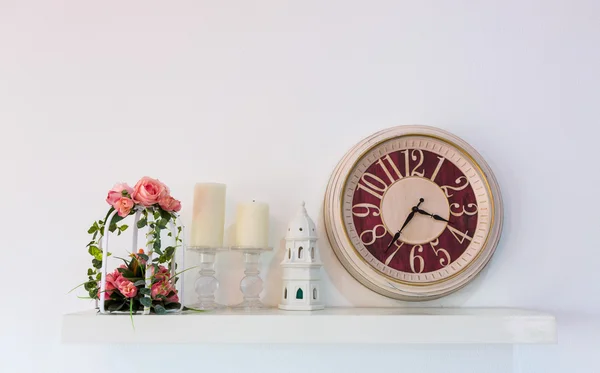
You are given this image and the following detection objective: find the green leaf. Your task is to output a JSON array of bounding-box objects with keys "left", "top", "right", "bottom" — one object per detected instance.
[
  {"left": 157, "top": 218, "right": 168, "bottom": 229},
  {"left": 133, "top": 279, "right": 146, "bottom": 287},
  {"left": 160, "top": 208, "right": 172, "bottom": 220},
  {"left": 153, "top": 210, "right": 161, "bottom": 220},
  {"left": 96, "top": 272, "right": 102, "bottom": 280},
  {"left": 119, "top": 224, "right": 129, "bottom": 231},
  {"left": 165, "top": 302, "right": 181, "bottom": 310},
  {"left": 164, "top": 246, "right": 175, "bottom": 258},
  {"left": 92, "top": 259, "right": 102, "bottom": 269},
  {"left": 109, "top": 212, "right": 124, "bottom": 226},
  {"left": 137, "top": 218, "right": 147, "bottom": 229},
  {"left": 87, "top": 268, "right": 93, "bottom": 276},
  {"left": 87, "top": 221, "right": 99, "bottom": 234},
  {"left": 129, "top": 300, "right": 135, "bottom": 330},
  {"left": 109, "top": 223, "right": 117, "bottom": 232},
  {"left": 116, "top": 268, "right": 136, "bottom": 278},
  {"left": 139, "top": 288, "right": 151, "bottom": 296},
  {"left": 88, "top": 246, "right": 103, "bottom": 261},
  {"left": 108, "top": 301, "right": 127, "bottom": 312},
  {"left": 137, "top": 253, "right": 149, "bottom": 262},
  {"left": 153, "top": 239, "right": 161, "bottom": 251},
  {"left": 153, "top": 304, "right": 166, "bottom": 315},
  {"left": 140, "top": 297, "right": 152, "bottom": 307},
  {"left": 84, "top": 281, "right": 96, "bottom": 291}
]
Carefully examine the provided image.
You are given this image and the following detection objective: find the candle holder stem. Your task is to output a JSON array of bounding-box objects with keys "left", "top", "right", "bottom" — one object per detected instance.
[
  {"left": 232, "top": 247, "right": 272, "bottom": 310},
  {"left": 188, "top": 247, "right": 224, "bottom": 310}
]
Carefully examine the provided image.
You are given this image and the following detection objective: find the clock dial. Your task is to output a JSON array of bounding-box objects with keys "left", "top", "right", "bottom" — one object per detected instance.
[{"left": 342, "top": 136, "right": 492, "bottom": 284}]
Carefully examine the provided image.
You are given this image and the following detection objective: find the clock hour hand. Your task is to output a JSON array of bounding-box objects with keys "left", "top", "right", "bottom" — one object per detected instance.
[
  {"left": 386, "top": 198, "right": 424, "bottom": 250},
  {"left": 416, "top": 208, "right": 449, "bottom": 223}
]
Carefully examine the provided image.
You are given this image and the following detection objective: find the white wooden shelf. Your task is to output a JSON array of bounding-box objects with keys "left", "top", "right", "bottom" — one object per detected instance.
[{"left": 61, "top": 307, "right": 556, "bottom": 344}]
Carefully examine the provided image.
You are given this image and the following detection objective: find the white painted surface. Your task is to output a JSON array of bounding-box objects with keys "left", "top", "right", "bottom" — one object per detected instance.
[
  {"left": 1, "top": 1, "right": 599, "bottom": 373},
  {"left": 62, "top": 308, "right": 556, "bottom": 344}
]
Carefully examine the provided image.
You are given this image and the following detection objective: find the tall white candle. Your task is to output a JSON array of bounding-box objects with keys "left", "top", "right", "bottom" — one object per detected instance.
[
  {"left": 235, "top": 200, "right": 269, "bottom": 248},
  {"left": 191, "top": 183, "right": 226, "bottom": 248}
]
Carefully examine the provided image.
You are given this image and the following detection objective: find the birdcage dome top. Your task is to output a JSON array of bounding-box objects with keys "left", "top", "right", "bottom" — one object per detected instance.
[{"left": 286, "top": 202, "right": 317, "bottom": 239}]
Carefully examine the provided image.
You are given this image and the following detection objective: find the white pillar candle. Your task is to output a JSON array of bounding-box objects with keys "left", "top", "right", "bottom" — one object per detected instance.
[
  {"left": 235, "top": 200, "right": 269, "bottom": 248},
  {"left": 191, "top": 183, "right": 226, "bottom": 248}
]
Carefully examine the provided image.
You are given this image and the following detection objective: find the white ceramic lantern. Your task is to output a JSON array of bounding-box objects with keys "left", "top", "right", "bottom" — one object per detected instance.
[{"left": 279, "top": 202, "right": 325, "bottom": 311}]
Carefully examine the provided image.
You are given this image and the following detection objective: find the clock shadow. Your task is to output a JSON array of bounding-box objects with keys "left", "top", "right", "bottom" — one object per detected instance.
[{"left": 316, "top": 204, "right": 494, "bottom": 308}]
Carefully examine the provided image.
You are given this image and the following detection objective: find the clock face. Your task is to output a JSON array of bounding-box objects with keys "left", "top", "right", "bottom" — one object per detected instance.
[
  {"left": 342, "top": 135, "right": 492, "bottom": 284},
  {"left": 324, "top": 126, "right": 503, "bottom": 300}
]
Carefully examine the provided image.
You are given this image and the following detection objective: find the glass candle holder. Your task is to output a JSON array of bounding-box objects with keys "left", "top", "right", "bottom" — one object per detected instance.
[
  {"left": 187, "top": 246, "right": 226, "bottom": 310},
  {"left": 231, "top": 246, "right": 272, "bottom": 310}
]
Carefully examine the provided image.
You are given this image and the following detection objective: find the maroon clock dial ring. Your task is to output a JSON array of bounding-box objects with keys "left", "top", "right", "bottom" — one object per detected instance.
[{"left": 351, "top": 148, "right": 478, "bottom": 274}]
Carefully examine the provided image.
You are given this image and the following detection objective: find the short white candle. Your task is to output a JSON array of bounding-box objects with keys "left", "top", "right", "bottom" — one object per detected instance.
[
  {"left": 235, "top": 200, "right": 269, "bottom": 248},
  {"left": 190, "top": 183, "right": 226, "bottom": 248}
]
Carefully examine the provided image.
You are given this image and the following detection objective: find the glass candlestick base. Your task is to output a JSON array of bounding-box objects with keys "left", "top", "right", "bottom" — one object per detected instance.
[
  {"left": 231, "top": 246, "right": 272, "bottom": 310},
  {"left": 187, "top": 246, "right": 226, "bottom": 310}
]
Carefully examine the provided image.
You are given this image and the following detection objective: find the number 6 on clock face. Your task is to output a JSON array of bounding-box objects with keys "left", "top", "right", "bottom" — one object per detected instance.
[{"left": 324, "top": 126, "right": 503, "bottom": 301}]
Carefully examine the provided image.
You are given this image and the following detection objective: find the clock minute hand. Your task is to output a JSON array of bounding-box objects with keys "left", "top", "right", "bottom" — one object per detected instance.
[
  {"left": 386, "top": 198, "right": 424, "bottom": 251},
  {"left": 386, "top": 210, "right": 416, "bottom": 250},
  {"left": 416, "top": 208, "right": 450, "bottom": 223}
]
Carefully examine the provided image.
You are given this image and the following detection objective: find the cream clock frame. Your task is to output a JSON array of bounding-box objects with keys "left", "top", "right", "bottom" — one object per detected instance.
[{"left": 323, "top": 125, "right": 504, "bottom": 301}]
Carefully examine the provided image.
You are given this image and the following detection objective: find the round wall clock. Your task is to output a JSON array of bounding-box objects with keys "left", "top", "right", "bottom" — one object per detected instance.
[{"left": 324, "top": 125, "right": 503, "bottom": 301}]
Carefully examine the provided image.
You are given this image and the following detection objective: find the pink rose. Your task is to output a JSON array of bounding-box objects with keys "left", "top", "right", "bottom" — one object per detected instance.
[
  {"left": 97, "top": 273, "right": 119, "bottom": 300},
  {"left": 113, "top": 197, "right": 134, "bottom": 217},
  {"left": 107, "top": 270, "right": 124, "bottom": 288},
  {"left": 97, "top": 289, "right": 112, "bottom": 300},
  {"left": 118, "top": 280, "right": 138, "bottom": 298},
  {"left": 165, "top": 292, "right": 179, "bottom": 304},
  {"left": 149, "top": 265, "right": 170, "bottom": 282},
  {"left": 132, "top": 177, "right": 168, "bottom": 206},
  {"left": 158, "top": 195, "right": 181, "bottom": 212},
  {"left": 106, "top": 183, "right": 134, "bottom": 206},
  {"left": 151, "top": 279, "right": 175, "bottom": 300}
]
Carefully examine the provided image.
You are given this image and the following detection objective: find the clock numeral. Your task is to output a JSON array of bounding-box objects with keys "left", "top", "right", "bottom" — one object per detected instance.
[
  {"left": 429, "top": 238, "right": 451, "bottom": 267},
  {"left": 440, "top": 176, "right": 469, "bottom": 197},
  {"left": 351, "top": 203, "right": 381, "bottom": 218},
  {"left": 401, "top": 149, "right": 425, "bottom": 177},
  {"left": 409, "top": 244, "right": 425, "bottom": 273},
  {"left": 357, "top": 172, "right": 388, "bottom": 200},
  {"left": 376, "top": 154, "right": 404, "bottom": 183},
  {"left": 430, "top": 156, "right": 445, "bottom": 182},
  {"left": 447, "top": 225, "right": 473, "bottom": 244},
  {"left": 359, "top": 224, "right": 387, "bottom": 245},
  {"left": 384, "top": 241, "right": 404, "bottom": 266},
  {"left": 450, "top": 203, "right": 478, "bottom": 217}
]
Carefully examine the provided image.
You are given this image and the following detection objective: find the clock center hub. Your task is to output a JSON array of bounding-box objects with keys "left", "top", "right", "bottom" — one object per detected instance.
[{"left": 381, "top": 177, "right": 450, "bottom": 245}]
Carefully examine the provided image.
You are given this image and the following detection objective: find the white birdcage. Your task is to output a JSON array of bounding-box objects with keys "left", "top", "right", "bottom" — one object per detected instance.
[
  {"left": 98, "top": 206, "right": 186, "bottom": 315},
  {"left": 279, "top": 202, "right": 325, "bottom": 311}
]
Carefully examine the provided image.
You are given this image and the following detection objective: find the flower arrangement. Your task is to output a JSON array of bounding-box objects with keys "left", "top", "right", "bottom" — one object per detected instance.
[{"left": 77, "top": 176, "right": 184, "bottom": 315}]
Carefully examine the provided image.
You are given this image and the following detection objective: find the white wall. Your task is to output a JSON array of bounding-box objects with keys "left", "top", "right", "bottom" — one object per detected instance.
[{"left": 1, "top": 1, "right": 598, "bottom": 372}]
